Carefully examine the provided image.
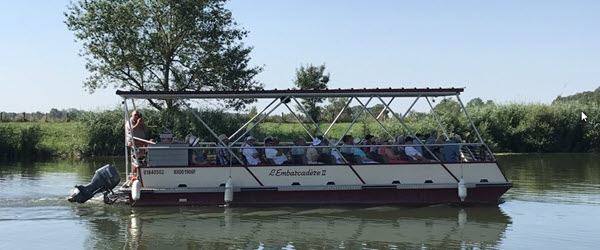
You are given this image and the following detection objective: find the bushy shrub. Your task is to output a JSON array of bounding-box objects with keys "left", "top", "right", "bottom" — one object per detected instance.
[{"left": 79, "top": 110, "right": 125, "bottom": 156}]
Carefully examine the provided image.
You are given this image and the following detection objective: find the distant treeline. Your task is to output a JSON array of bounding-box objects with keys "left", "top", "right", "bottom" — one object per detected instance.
[
  {"left": 0, "top": 108, "right": 85, "bottom": 122},
  {"left": 1, "top": 89, "right": 599, "bottom": 161}
]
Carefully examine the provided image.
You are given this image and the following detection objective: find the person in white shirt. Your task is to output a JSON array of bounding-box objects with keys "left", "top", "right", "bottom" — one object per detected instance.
[
  {"left": 264, "top": 138, "right": 288, "bottom": 165},
  {"left": 405, "top": 136, "right": 427, "bottom": 162},
  {"left": 242, "top": 136, "right": 261, "bottom": 165}
]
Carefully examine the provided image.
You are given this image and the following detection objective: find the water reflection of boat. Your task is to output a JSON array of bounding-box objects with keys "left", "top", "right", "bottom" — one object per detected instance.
[{"left": 110, "top": 206, "right": 511, "bottom": 249}]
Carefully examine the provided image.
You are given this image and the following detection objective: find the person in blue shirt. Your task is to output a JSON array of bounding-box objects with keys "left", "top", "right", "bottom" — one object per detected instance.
[
  {"left": 443, "top": 134, "right": 462, "bottom": 162},
  {"left": 352, "top": 138, "right": 377, "bottom": 163},
  {"left": 187, "top": 135, "right": 207, "bottom": 165}
]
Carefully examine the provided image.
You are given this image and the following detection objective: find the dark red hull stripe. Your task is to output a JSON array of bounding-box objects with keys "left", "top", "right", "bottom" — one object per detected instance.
[{"left": 128, "top": 185, "right": 511, "bottom": 206}]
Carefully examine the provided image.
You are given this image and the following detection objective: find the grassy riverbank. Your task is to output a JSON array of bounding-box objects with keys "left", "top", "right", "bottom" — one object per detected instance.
[{"left": 0, "top": 122, "right": 85, "bottom": 161}]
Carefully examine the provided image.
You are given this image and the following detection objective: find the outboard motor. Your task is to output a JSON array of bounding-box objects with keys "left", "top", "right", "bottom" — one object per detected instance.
[{"left": 68, "top": 164, "right": 120, "bottom": 204}]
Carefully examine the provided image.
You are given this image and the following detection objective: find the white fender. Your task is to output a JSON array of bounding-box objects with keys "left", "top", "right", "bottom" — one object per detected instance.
[
  {"left": 224, "top": 177, "right": 233, "bottom": 204},
  {"left": 458, "top": 178, "right": 467, "bottom": 202},
  {"left": 132, "top": 180, "right": 141, "bottom": 201}
]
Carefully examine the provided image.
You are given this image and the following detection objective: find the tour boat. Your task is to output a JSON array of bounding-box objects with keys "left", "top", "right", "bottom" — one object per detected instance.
[{"left": 69, "top": 87, "right": 512, "bottom": 206}]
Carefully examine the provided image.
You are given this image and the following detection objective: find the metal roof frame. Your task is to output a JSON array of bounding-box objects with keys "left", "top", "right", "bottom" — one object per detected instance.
[{"left": 116, "top": 87, "right": 464, "bottom": 99}]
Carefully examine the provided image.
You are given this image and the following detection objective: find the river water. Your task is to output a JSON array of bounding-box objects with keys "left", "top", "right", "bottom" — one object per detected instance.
[{"left": 1, "top": 154, "right": 599, "bottom": 249}]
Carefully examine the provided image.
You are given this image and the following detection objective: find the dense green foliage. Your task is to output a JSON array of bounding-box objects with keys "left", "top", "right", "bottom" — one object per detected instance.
[
  {"left": 1, "top": 96, "right": 598, "bottom": 161},
  {"left": 65, "top": 0, "right": 263, "bottom": 110},
  {"left": 553, "top": 87, "right": 600, "bottom": 105}
]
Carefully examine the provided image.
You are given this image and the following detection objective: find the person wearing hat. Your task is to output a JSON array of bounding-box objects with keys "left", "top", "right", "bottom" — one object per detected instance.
[
  {"left": 306, "top": 136, "right": 323, "bottom": 164},
  {"left": 215, "top": 134, "right": 231, "bottom": 165},
  {"left": 242, "top": 135, "right": 261, "bottom": 165},
  {"left": 405, "top": 136, "right": 426, "bottom": 162},
  {"left": 186, "top": 135, "right": 207, "bottom": 165},
  {"left": 265, "top": 138, "right": 288, "bottom": 165},
  {"left": 352, "top": 137, "right": 377, "bottom": 163}
]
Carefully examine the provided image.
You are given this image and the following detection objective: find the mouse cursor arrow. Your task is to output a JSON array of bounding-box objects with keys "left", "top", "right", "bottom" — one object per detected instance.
[{"left": 581, "top": 112, "right": 588, "bottom": 122}]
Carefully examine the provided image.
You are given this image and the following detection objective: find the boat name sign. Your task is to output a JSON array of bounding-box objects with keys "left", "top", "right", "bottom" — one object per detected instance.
[{"left": 269, "top": 168, "right": 327, "bottom": 177}]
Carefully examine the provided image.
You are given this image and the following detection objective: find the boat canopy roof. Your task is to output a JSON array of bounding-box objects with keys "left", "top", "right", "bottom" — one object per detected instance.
[{"left": 116, "top": 87, "right": 464, "bottom": 100}]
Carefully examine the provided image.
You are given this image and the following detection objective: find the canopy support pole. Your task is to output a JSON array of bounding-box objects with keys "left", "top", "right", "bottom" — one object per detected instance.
[
  {"left": 229, "top": 97, "right": 287, "bottom": 146},
  {"left": 283, "top": 102, "right": 315, "bottom": 140},
  {"left": 229, "top": 98, "right": 278, "bottom": 140},
  {"left": 324, "top": 97, "right": 354, "bottom": 136},
  {"left": 291, "top": 96, "right": 349, "bottom": 164},
  {"left": 426, "top": 97, "right": 449, "bottom": 139},
  {"left": 376, "top": 95, "right": 459, "bottom": 182},
  {"left": 180, "top": 101, "right": 244, "bottom": 165},
  {"left": 376, "top": 97, "right": 395, "bottom": 120},
  {"left": 455, "top": 94, "right": 496, "bottom": 161},
  {"left": 355, "top": 97, "right": 395, "bottom": 139},
  {"left": 335, "top": 97, "right": 373, "bottom": 150},
  {"left": 123, "top": 98, "right": 139, "bottom": 176}
]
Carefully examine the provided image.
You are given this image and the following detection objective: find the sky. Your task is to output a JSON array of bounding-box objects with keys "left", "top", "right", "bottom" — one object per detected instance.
[{"left": 0, "top": 0, "right": 599, "bottom": 113}]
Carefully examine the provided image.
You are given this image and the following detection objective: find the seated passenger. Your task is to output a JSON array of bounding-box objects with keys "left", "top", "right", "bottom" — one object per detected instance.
[
  {"left": 414, "top": 133, "right": 425, "bottom": 155},
  {"left": 425, "top": 130, "right": 438, "bottom": 145},
  {"left": 317, "top": 136, "right": 335, "bottom": 164},
  {"left": 186, "top": 135, "right": 207, "bottom": 166},
  {"left": 378, "top": 138, "right": 406, "bottom": 163},
  {"left": 443, "top": 134, "right": 462, "bottom": 162},
  {"left": 353, "top": 138, "right": 377, "bottom": 163},
  {"left": 340, "top": 135, "right": 355, "bottom": 154},
  {"left": 424, "top": 130, "right": 438, "bottom": 159},
  {"left": 306, "top": 137, "right": 323, "bottom": 164},
  {"left": 159, "top": 130, "right": 174, "bottom": 143},
  {"left": 290, "top": 137, "right": 307, "bottom": 164},
  {"left": 215, "top": 134, "right": 231, "bottom": 165},
  {"left": 329, "top": 140, "right": 343, "bottom": 164},
  {"left": 394, "top": 135, "right": 405, "bottom": 155},
  {"left": 265, "top": 138, "right": 288, "bottom": 165},
  {"left": 291, "top": 138, "right": 306, "bottom": 155},
  {"left": 405, "top": 136, "right": 428, "bottom": 162},
  {"left": 433, "top": 135, "right": 447, "bottom": 161},
  {"left": 242, "top": 136, "right": 261, "bottom": 165},
  {"left": 363, "top": 134, "right": 375, "bottom": 153}
]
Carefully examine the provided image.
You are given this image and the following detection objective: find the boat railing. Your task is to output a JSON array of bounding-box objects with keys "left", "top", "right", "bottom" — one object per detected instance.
[
  {"left": 119, "top": 88, "right": 498, "bottom": 175},
  {"left": 137, "top": 142, "right": 487, "bottom": 150},
  {"left": 134, "top": 141, "right": 493, "bottom": 165}
]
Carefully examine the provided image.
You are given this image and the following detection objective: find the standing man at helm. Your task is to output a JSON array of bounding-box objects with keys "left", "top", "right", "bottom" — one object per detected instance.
[{"left": 126, "top": 110, "right": 147, "bottom": 147}]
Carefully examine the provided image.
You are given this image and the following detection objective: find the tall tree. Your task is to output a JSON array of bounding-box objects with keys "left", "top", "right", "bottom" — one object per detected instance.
[
  {"left": 323, "top": 98, "right": 352, "bottom": 122},
  {"left": 65, "top": 0, "right": 263, "bottom": 110},
  {"left": 293, "top": 64, "right": 329, "bottom": 123}
]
